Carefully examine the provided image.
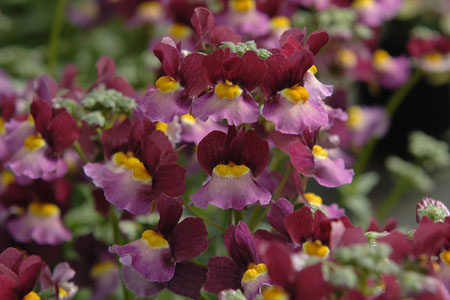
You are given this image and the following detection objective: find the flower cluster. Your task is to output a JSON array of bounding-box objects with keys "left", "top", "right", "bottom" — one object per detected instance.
[{"left": 1, "top": 0, "right": 450, "bottom": 299}]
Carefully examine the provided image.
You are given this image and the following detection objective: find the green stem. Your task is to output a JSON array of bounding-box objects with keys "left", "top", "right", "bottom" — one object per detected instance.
[
  {"left": 183, "top": 203, "right": 226, "bottom": 231},
  {"left": 47, "top": 0, "right": 68, "bottom": 76},
  {"left": 233, "top": 210, "right": 243, "bottom": 225},
  {"left": 376, "top": 178, "right": 410, "bottom": 222},
  {"left": 353, "top": 69, "right": 422, "bottom": 176},
  {"left": 109, "top": 207, "right": 133, "bottom": 300},
  {"left": 225, "top": 209, "right": 232, "bottom": 228},
  {"left": 73, "top": 140, "right": 88, "bottom": 163},
  {"left": 249, "top": 164, "right": 293, "bottom": 230}
]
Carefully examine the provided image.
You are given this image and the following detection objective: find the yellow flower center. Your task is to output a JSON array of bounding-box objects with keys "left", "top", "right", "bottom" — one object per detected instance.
[
  {"left": 0, "top": 117, "right": 5, "bottom": 134},
  {"left": 180, "top": 114, "right": 196, "bottom": 124},
  {"left": 270, "top": 16, "right": 290, "bottom": 30},
  {"left": 281, "top": 84, "right": 309, "bottom": 103},
  {"left": 353, "top": 0, "right": 374, "bottom": 9},
  {"left": 424, "top": 52, "right": 444, "bottom": 65},
  {"left": 303, "top": 240, "right": 330, "bottom": 257},
  {"left": 440, "top": 250, "right": 450, "bottom": 265},
  {"left": 215, "top": 80, "right": 243, "bottom": 100},
  {"left": 156, "top": 122, "right": 168, "bottom": 133},
  {"left": 22, "top": 292, "right": 41, "bottom": 300},
  {"left": 213, "top": 162, "right": 250, "bottom": 178},
  {"left": 112, "top": 152, "right": 152, "bottom": 182},
  {"left": 137, "top": 1, "right": 162, "bottom": 20},
  {"left": 336, "top": 48, "right": 357, "bottom": 69},
  {"left": 230, "top": 0, "right": 256, "bottom": 12},
  {"left": 373, "top": 49, "right": 391, "bottom": 70},
  {"left": 141, "top": 230, "right": 169, "bottom": 248},
  {"left": 28, "top": 202, "right": 60, "bottom": 217},
  {"left": 24, "top": 134, "right": 45, "bottom": 151},
  {"left": 155, "top": 76, "right": 180, "bottom": 93},
  {"left": 312, "top": 145, "right": 328, "bottom": 160},
  {"left": 1, "top": 170, "right": 14, "bottom": 186},
  {"left": 346, "top": 105, "right": 364, "bottom": 129},
  {"left": 308, "top": 65, "right": 318, "bottom": 75},
  {"left": 27, "top": 114, "right": 35, "bottom": 124},
  {"left": 59, "top": 288, "right": 68, "bottom": 298},
  {"left": 262, "top": 286, "right": 289, "bottom": 300},
  {"left": 169, "top": 23, "right": 192, "bottom": 40},
  {"left": 242, "top": 263, "right": 268, "bottom": 283},
  {"left": 90, "top": 260, "right": 116, "bottom": 277},
  {"left": 304, "top": 192, "right": 323, "bottom": 206}
]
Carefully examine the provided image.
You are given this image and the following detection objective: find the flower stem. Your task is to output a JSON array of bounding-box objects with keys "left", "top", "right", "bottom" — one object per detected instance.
[
  {"left": 353, "top": 69, "right": 422, "bottom": 176},
  {"left": 233, "top": 210, "right": 243, "bottom": 225},
  {"left": 249, "top": 164, "right": 292, "bottom": 230},
  {"left": 376, "top": 177, "right": 410, "bottom": 222},
  {"left": 109, "top": 207, "right": 133, "bottom": 300},
  {"left": 73, "top": 140, "right": 88, "bottom": 163},
  {"left": 47, "top": 0, "right": 68, "bottom": 76}
]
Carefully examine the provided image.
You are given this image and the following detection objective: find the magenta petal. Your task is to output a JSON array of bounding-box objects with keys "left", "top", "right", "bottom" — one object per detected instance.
[
  {"left": 101, "top": 168, "right": 153, "bottom": 215},
  {"left": 157, "top": 195, "right": 182, "bottom": 237},
  {"left": 190, "top": 171, "right": 271, "bottom": 210},
  {"left": 167, "top": 261, "right": 207, "bottom": 299},
  {"left": 267, "top": 198, "right": 294, "bottom": 237},
  {"left": 225, "top": 222, "right": 258, "bottom": 268},
  {"left": 138, "top": 88, "right": 190, "bottom": 123},
  {"left": 170, "top": 217, "right": 208, "bottom": 262},
  {"left": 7, "top": 214, "right": 71, "bottom": 245},
  {"left": 313, "top": 157, "right": 354, "bottom": 187},
  {"left": 204, "top": 256, "right": 243, "bottom": 294},
  {"left": 288, "top": 141, "right": 315, "bottom": 176},
  {"left": 303, "top": 71, "right": 333, "bottom": 101},
  {"left": 121, "top": 266, "right": 165, "bottom": 297},
  {"left": 110, "top": 239, "right": 175, "bottom": 282},
  {"left": 263, "top": 94, "right": 328, "bottom": 134},
  {"left": 7, "top": 147, "right": 59, "bottom": 180},
  {"left": 192, "top": 91, "right": 260, "bottom": 126}
]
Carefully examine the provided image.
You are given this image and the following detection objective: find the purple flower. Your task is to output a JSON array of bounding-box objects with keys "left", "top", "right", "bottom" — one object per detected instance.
[
  {"left": 84, "top": 118, "right": 186, "bottom": 215},
  {"left": 289, "top": 140, "right": 354, "bottom": 187},
  {"left": 179, "top": 113, "right": 227, "bottom": 145},
  {"left": 137, "top": 38, "right": 207, "bottom": 123},
  {"left": 6, "top": 99, "right": 80, "bottom": 180},
  {"left": 6, "top": 201, "right": 71, "bottom": 245},
  {"left": 204, "top": 221, "right": 271, "bottom": 299},
  {"left": 191, "top": 127, "right": 271, "bottom": 210},
  {"left": 110, "top": 196, "right": 208, "bottom": 299},
  {"left": 260, "top": 48, "right": 329, "bottom": 134},
  {"left": 192, "top": 48, "right": 267, "bottom": 126},
  {"left": 40, "top": 262, "right": 78, "bottom": 300}
]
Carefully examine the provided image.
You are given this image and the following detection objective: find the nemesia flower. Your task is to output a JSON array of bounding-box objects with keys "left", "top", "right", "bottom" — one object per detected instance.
[
  {"left": 6, "top": 99, "right": 80, "bottom": 180},
  {"left": 351, "top": 0, "right": 403, "bottom": 27},
  {"left": 328, "top": 105, "right": 389, "bottom": 149},
  {"left": 89, "top": 55, "right": 135, "bottom": 97},
  {"left": 192, "top": 48, "right": 267, "bottom": 126},
  {"left": 110, "top": 196, "right": 208, "bottom": 299},
  {"left": 355, "top": 49, "right": 410, "bottom": 89},
  {"left": 216, "top": 0, "right": 270, "bottom": 39},
  {"left": 288, "top": 140, "right": 354, "bottom": 187},
  {"left": 408, "top": 35, "right": 450, "bottom": 75},
  {"left": 0, "top": 247, "right": 45, "bottom": 300},
  {"left": 204, "top": 221, "right": 271, "bottom": 299},
  {"left": 40, "top": 262, "right": 78, "bottom": 300},
  {"left": 84, "top": 118, "right": 185, "bottom": 215},
  {"left": 137, "top": 38, "right": 206, "bottom": 123},
  {"left": 260, "top": 46, "right": 329, "bottom": 134},
  {"left": 190, "top": 127, "right": 271, "bottom": 210}
]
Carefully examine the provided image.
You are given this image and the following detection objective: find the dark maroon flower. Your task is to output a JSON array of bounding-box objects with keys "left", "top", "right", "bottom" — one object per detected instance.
[
  {"left": 84, "top": 118, "right": 186, "bottom": 215},
  {"left": 205, "top": 221, "right": 271, "bottom": 299},
  {"left": 110, "top": 196, "right": 208, "bottom": 299},
  {"left": 191, "top": 126, "right": 271, "bottom": 210},
  {"left": 0, "top": 247, "right": 45, "bottom": 300}
]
